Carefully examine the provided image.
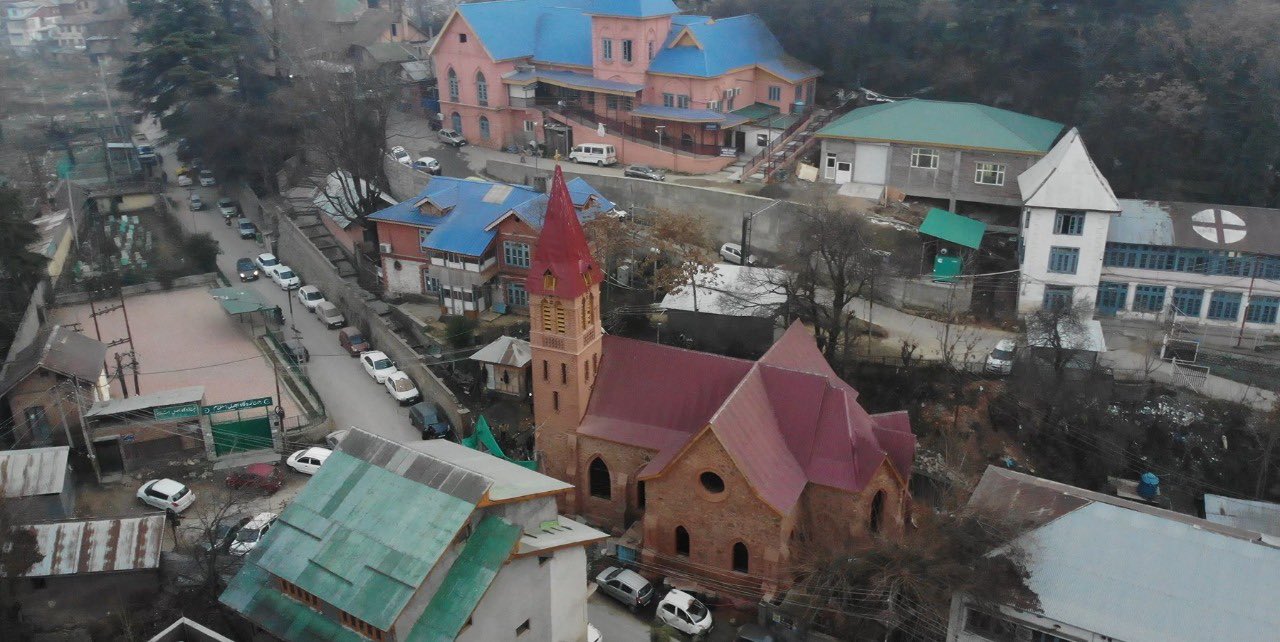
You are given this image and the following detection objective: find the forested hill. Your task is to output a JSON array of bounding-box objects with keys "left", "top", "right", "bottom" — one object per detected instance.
[{"left": 705, "top": 0, "right": 1280, "bottom": 208}]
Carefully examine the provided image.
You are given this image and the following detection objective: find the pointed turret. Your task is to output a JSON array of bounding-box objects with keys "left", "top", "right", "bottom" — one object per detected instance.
[{"left": 526, "top": 165, "right": 603, "bottom": 299}]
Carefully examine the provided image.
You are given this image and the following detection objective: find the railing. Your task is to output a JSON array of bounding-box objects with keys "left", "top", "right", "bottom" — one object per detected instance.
[
  {"left": 739, "top": 105, "right": 816, "bottom": 180},
  {"left": 550, "top": 103, "right": 727, "bottom": 158}
]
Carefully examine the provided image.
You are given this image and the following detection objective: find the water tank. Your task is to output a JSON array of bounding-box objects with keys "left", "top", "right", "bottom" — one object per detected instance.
[{"left": 1137, "top": 472, "right": 1160, "bottom": 500}]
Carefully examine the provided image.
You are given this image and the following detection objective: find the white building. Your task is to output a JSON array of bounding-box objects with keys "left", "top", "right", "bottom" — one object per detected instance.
[
  {"left": 6, "top": 1, "right": 61, "bottom": 52},
  {"left": 949, "top": 467, "right": 1280, "bottom": 642}
]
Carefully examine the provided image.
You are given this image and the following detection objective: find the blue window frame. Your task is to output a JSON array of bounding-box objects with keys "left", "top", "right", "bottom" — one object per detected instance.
[
  {"left": 1054, "top": 210, "right": 1084, "bottom": 235},
  {"left": 1047, "top": 247, "right": 1079, "bottom": 274},
  {"left": 475, "top": 72, "right": 488, "bottom": 106},
  {"left": 479, "top": 116, "right": 490, "bottom": 139},
  {"left": 1043, "top": 285, "right": 1073, "bottom": 310},
  {"left": 768, "top": 86, "right": 781, "bottom": 101},
  {"left": 447, "top": 68, "right": 459, "bottom": 102},
  {"left": 1207, "top": 291, "right": 1243, "bottom": 320},
  {"left": 450, "top": 112, "right": 462, "bottom": 134},
  {"left": 1096, "top": 281, "right": 1127, "bottom": 312},
  {"left": 503, "top": 241, "right": 530, "bottom": 268},
  {"left": 1246, "top": 296, "right": 1280, "bottom": 324},
  {"left": 506, "top": 282, "right": 528, "bottom": 307},
  {"left": 1170, "top": 288, "right": 1204, "bottom": 317},
  {"left": 1132, "top": 285, "right": 1166, "bottom": 312},
  {"left": 1103, "top": 243, "right": 1280, "bottom": 278}
]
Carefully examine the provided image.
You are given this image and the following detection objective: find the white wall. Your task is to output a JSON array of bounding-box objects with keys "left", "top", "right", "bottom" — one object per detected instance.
[
  {"left": 1017, "top": 207, "right": 1113, "bottom": 313},
  {"left": 382, "top": 256, "right": 426, "bottom": 295},
  {"left": 948, "top": 594, "right": 1113, "bottom": 642},
  {"left": 1101, "top": 266, "right": 1280, "bottom": 332},
  {"left": 456, "top": 550, "right": 591, "bottom": 642},
  {"left": 741, "top": 125, "right": 780, "bottom": 159}
]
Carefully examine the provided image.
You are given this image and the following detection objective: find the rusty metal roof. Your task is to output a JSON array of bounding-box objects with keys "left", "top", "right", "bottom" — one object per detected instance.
[
  {"left": 0, "top": 446, "right": 70, "bottom": 498},
  {"left": 23, "top": 514, "right": 165, "bottom": 577}
]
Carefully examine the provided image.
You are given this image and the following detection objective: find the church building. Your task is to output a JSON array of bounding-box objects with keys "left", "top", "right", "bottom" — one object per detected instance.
[{"left": 526, "top": 166, "right": 917, "bottom": 595}]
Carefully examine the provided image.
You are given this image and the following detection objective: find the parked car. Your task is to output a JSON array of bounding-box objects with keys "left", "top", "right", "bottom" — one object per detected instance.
[
  {"left": 177, "top": 172, "right": 193, "bottom": 187},
  {"left": 324, "top": 428, "right": 351, "bottom": 449},
  {"left": 297, "top": 285, "right": 325, "bottom": 311},
  {"left": 271, "top": 265, "right": 300, "bottom": 290},
  {"left": 218, "top": 197, "right": 238, "bottom": 217},
  {"left": 438, "top": 129, "right": 467, "bottom": 147},
  {"left": 189, "top": 193, "right": 204, "bottom": 210},
  {"left": 384, "top": 370, "right": 421, "bottom": 404},
  {"left": 136, "top": 144, "right": 157, "bottom": 164},
  {"left": 390, "top": 146, "right": 412, "bottom": 165},
  {"left": 595, "top": 567, "right": 654, "bottom": 611},
  {"left": 282, "top": 339, "right": 309, "bottom": 364},
  {"left": 202, "top": 514, "right": 251, "bottom": 553},
  {"left": 285, "top": 447, "right": 331, "bottom": 475},
  {"left": 410, "top": 401, "right": 454, "bottom": 440},
  {"left": 235, "top": 257, "right": 260, "bottom": 282},
  {"left": 237, "top": 218, "right": 257, "bottom": 239},
  {"left": 338, "top": 327, "right": 370, "bottom": 356},
  {"left": 199, "top": 169, "right": 216, "bottom": 186},
  {"left": 225, "top": 463, "right": 283, "bottom": 494},
  {"left": 255, "top": 252, "right": 280, "bottom": 273},
  {"left": 137, "top": 478, "right": 196, "bottom": 513},
  {"left": 984, "top": 338, "right": 1017, "bottom": 375},
  {"left": 568, "top": 143, "right": 617, "bottom": 167},
  {"left": 412, "top": 156, "right": 442, "bottom": 175},
  {"left": 656, "top": 589, "right": 713, "bottom": 636},
  {"left": 229, "top": 512, "right": 278, "bottom": 555},
  {"left": 624, "top": 164, "right": 665, "bottom": 181},
  {"left": 360, "top": 350, "right": 396, "bottom": 383},
  {"left": 314, "top": 301, "right": 345, "bottom": 329},
  {"left": 719, "top": 242, "right": 757, "bottom": 266}
]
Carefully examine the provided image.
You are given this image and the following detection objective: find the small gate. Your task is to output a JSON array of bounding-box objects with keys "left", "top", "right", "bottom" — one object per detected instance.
[{"left": 210, "top": 416, "right": 273, "bottom": 455}]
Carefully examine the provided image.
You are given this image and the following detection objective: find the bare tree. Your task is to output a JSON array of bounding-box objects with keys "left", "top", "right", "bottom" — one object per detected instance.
[
  {"left": 176, "top": 484, "right": 288, "bottom": 604},
  {"left": 583, "top": 208, "right": 720, "bottom": 304},
  {"left": 1023, "top": 303, "right": 1091, "bottom": 380},
  {"left": 0, "top": 499, "right": 44, "bottom": 638}
]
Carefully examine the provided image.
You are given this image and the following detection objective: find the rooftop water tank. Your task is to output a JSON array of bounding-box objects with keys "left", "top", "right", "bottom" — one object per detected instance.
[{"left": 1137, "top": 472, "right": 1160, "bottom": 500}]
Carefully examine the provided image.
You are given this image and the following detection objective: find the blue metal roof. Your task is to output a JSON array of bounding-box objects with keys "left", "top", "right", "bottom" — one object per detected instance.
[
  {"left": 648, "top": 15, "right": 821, "bottom": 81},
  {"left": 630, "top": 104, "right": 750, "bottom": 126},
  {"left": 532, "top": 7, "right": 594, "bottom": 66},
  {"left": 457, "top": 0, "right": 591, "bottom": 62},
  {"left": 503, "top": 69, "right": 645, "bottom": 95},
  {"left": 585, "top": 0, "right": 678, "bottom": 17}
]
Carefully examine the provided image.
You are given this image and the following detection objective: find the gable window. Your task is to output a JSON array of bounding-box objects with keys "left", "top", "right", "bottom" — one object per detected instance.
[
  {"left": 589, "top": 457, "right": 611, "bottom": 499},
  {"left": 732, "top": 542, "right": 749, "bottom": 573},
  {"left": 676, "top": 95, "right": 690, "bottom": 109},
  {"left": 1054, "top": 210, "right": 1085, "bottom": 235},
  {"left": 447, "top": 68, "right": 458, "bottom": 101},
  {"left": 974, "top": 162, "right": 1005, "bottom": 186},
  {"left": 475, "top": 72, "right": 488, "bottom": 106},
  {"left": 1208, "top": 291, "right": 1243, "bottom": 321},
  {"left": 675, "top": 526, "right": 689, "bottom": 557},
  {"left": 458, "top": 32, "right": 467, "bottom": 43},
  {"left": 1043, "top": 285, "right": 1073, "bottom": 311},
  {"left": 622, "top": 39, "right": 632, "bottom": 62},
  {"left": 1133, "top": 284, "right": 1166, "bottom": 312},
  {"left": 601, "top": 38, "right": 613, "bottom": 61},
  {"left": 1047, "top": 247, "right": 1079, "bottom": 274},
  {"left": 662, "top": 93, "right": 674, "bottom": 108},
  {"left": 768, "top": 85, "right": 781, "bottom": 101},
  {"left": 910, "top": 147, "right": 939, "bottom": 169},
  {"left": 503, "top": 241, "right": 530, "bottom": 268},
  {"left": 869, "top": 490, "right": 886, "bottom": 533},
  {"left": 699, "top": 471, "right": 724, "bottom": 494}
]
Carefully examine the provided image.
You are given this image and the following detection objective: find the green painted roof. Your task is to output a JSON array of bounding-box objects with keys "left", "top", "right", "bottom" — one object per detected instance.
[
  {"left": 406, "top": 515, "right": 522, "bottom": 642},
  {"left": 816, "top": 99, "right": 1064, "bottom": 153},
  {"left": 732, "top": 102, "right": 801, "bottom": 130},
  {"left": 221, "top": 561, "right": 368, "bottom": 642},
  {"left": 919, "top": 208, "right": 986, "bottom": 249},
  {"left": 209, "top": 287, "right": 274, "bottom": 315},
  {"left": 732, "top": 102, "right": 780, "bottom": 120},
  {"left": 224, "top": 450, "right": 476, "bottom": 632}
]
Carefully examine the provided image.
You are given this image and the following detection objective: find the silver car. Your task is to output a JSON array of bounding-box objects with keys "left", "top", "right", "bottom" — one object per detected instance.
[{"left": 595, "top": 566, "right": 654, "bottom": 611}]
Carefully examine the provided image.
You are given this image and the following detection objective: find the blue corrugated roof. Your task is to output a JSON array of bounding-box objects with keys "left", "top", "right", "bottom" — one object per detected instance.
[
  {"left": 585, "top": 0, "right": 677, "bottom": 17},
  {"left": 533, "top": 7, "right": 594, "bottom": 66},
  {"left": 630, "top": 104, "right": 750, "bottom": 125},
  {"left": 648, "top": 15, "right": 821, "bottom": 81},
  {"left": 503, "top": 69, "right": 645, "bottom": 94}
]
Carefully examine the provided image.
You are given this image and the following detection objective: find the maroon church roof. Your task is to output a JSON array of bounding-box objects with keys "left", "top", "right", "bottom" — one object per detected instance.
[
  {"left": 525, "top": 165, "right": 603, "bottom": 299},
  {"left": 580, "top": 322, "right": 915, "bottom": 513}
]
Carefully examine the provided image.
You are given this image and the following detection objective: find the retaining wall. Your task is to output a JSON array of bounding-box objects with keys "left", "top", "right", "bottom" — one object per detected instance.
[
  {"left": 882, "top": 277, "right": 974, "bottom": 315},
  {"left": 52, "top": 273, "right": 220, "bottom": 306},
  {"left": 385, "top": 157, "right": 431, "bottom": 201}
]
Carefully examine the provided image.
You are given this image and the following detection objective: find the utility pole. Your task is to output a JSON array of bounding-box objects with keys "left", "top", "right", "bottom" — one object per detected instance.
[
  {"left": 1236, "top": 258, "right": 1259, "bottom": 348},
  {"left": 114, "top": 352, "right": 130, "bottom": 399},
  {"left": 73, "top": 382, "right": 101, "bottom": 483},
  {"left": 118, "top": 287, "right": 140, "bottom": 394}
]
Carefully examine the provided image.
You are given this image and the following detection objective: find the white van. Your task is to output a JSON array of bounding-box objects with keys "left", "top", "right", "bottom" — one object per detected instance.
[{"left": 569, "top": 143, "right": 618, "bottom": 167}]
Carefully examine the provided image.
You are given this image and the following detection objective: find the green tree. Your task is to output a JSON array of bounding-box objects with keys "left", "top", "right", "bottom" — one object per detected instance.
[
  {"left": 0, "top": 188, "right": 48, "bottom": 357},
  {"left": 183, "top": 232, "right": 222, "bottom": 273},
  {"left": 120, "top": 0, "right": 234, "bottom": 128}
]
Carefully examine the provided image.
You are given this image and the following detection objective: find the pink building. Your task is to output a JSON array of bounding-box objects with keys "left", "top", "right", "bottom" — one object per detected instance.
[{"left": 429, "top": 0, "right": 821, "bottom": 173}]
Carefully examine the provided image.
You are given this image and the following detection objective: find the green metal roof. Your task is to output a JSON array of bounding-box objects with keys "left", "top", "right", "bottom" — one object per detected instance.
[
  {"left": 919, "top": 208, "right": 987, "bottom": 249},
  {"left": 209, "top": 287, "right": 275, "bottom": 315},
  {"left": 224, "top": 450, "right": 476, "bottom": 632},
  {"left": 732, "top": 102, "right": 780, "bottom": 120},
  {"left": 405, "top": 515, "right": 522, "bottom": 642},
  {"left": 815, "top": 99, "right": 1064, "bottom": 153},
  {"left": 731, "top": 102, "right": 801, "bottom": 130},
  {"left": 221, "top": 561, "right": 368, "bottom": 642}
]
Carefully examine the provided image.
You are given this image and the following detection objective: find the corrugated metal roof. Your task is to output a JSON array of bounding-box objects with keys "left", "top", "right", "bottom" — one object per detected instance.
[
  {"left": 816, "top": 99, "right": 1063, "bottom": 153},
  {"left": 1204, "top": 494, "right": 1280, "bottom": 540},
  {"left": 648, "top": 15, "right": 821, "bottom": 82},
  {"left": 85, "top": 386, "right": 205, "bottom": 417},
  {"left": 0, "top": 325, "right": 108, "bottom": 396},
  {"left": 919, "top": 208, "right": 987, "bottom": 249},
  {"left": 1018, "top": 128, "right": 1121, "bottom": 212},
  {"left": 405, "top": 515, "right": 522, "bottom": 642},
  {"left": 1110, "top": 198, "right": 1280, "bottom": 258},
  {"left": 0, "top": 446, "right": 70, "bottom": 498},
  {"left": 220, "top": 562, "right": 367, "bottom": 642},
  {"left": 585, "top": 0, "right": 677, "bottom": 17},
  {"left": 517, "top": 516, "right": 608, "bottom": 556},
  {"left": 23, "top": 514, "right": 164, "bottom": 577},
  {"left": 209, "top": 287, "right": 274, "bottom": 316},
  {"left": 410, "top": 439, "right": 569, "bottom": 502},
  {"left": 469, "top": 336, "right": 532, "bottom": 367}
]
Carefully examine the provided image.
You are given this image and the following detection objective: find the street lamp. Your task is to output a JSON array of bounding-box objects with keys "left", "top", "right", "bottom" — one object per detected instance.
[{"left": 655, "top": 125, "right": 665, "bottom": 150}]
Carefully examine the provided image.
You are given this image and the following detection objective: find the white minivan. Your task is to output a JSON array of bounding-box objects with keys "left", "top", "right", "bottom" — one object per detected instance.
[{"left": 569, "top": 143, "right": 617, "bottom": 167}]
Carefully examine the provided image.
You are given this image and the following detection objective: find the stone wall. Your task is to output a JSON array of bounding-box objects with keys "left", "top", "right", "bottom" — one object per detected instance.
[
  {"left": 53, "top": 273, "right": 221, "bottom": 306},
  {"left": 385, "top": 157, "right": 431, "bottom": 201},
  {"left": 882, "top": 275, "right": 974, "bottom": 315}
]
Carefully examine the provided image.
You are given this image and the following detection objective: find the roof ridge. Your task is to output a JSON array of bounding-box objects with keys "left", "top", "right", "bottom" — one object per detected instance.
[{"left": 968, "top": 102, "right": 1041, "bottom": 149}]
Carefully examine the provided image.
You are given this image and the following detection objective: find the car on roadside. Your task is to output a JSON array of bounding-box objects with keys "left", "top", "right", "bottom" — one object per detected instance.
[
  {"left": 297, "top": 285, "right": 325, "bottom": 311},
  {"left": 314, "top": 301, "right": 345, "bottom": 329},
  {"left": 235, "top": 257, "right": 260, "bottom": 282},
  {"left": 236, "top": 218, "right": 257, "bottom": 239},
  {"left": 656, "top": 589, "right": 713, "bottom": 637},
  {"left": 189, "top": 193, "right": 204, "bottom": 210},
  {"left": 338, "top": 327, "right": 370, "bottom": 356},
  {"left": 984, "top": 338, "right": 1017, "bottom": 375},
  {"left": 719, "top": 242, "right": 757, "bottom": 266},
  {"left": 229, "top": 512, "right": 278, "bottom": 555},
  {"left": 438, "top": 129, "right": 467, "bottom": 147},
  {"left": 136, "top": 144, "right": 157, "bottom": 164},
  {"left": 202, "top": 514, "right": 251, "bottom": 553},
  {"left": 255, "top": 252, "right": 280, "bottom": 273},
  {"left": 177, "top": 172, "right": 193, "bottom": 187},
  {"left": 137, "top": 478, "right": 196, "bottom": 513},
  {"left": 410, "top": 401, "right": 454, "bottom": 440},
  {"left": 225, "top": 463, "right": 284, "bottom": 494},
  {"left": 324, "top": 428, "right": 351, "bottom": 449},
  {"left": 384, "top": 370, "right": 421, "bottom": 404},
  {"left": 360, "top": 350, "right": 396, "bottom": 383},
  {"left": 596, "top": 567, "right": 654, "bottom": 611},
  {"left": 271, "top": 265, "right": 300, "bottom": 290},
  {"left": 391, "top": 146, "right": 412, "bottom": 165},
  {"left": 199, "top": 169, "right": 216, "bottom": 186},
  {"left": 286, "top": 447, "right": 331, "bottom": 475},
  {"left": 624, "top": 164, "right": 665, "bottom": 181},
  {"left": 218, "top": 197, "right": 238, "bottom": 218},
  {"left": 412, "top": 156, "right": 442, "bottom": 175}
]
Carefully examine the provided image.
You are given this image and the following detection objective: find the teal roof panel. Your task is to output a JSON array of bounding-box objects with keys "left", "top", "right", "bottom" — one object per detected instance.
[
  {"left": 406, "top": 515, "right": 522, "bottom": 642},
  {"left": 816, "top": 99, "right": 1064, "bottom": 154},
  {"left": 919, "top": 208, "right": 986, "bottom": 249},
  {"left": 220, "top": 559, "right": 368, "bottom": 642}
]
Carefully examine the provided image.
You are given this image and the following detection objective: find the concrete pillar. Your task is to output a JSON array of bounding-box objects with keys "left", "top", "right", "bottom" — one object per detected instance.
[{"left": 1200, "top": 288, "right": 1214, "bottom": 320}]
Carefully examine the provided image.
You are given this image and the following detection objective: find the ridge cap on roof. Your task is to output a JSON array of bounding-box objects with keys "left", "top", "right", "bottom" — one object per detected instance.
[{"left": 965, "top": 102, "right": 1043, "bottom": 149}]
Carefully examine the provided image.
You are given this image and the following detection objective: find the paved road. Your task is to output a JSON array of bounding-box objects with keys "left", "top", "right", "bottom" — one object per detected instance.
[{"left": 140, "top": 122, "right": 419, "bottom": 445}]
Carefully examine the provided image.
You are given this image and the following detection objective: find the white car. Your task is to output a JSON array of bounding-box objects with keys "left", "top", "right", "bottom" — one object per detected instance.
[
  {"left": 412, "top": 156, "right": 441, "bottom": 175},
  {"left": 177, "top": 173, "right": 193, "bottom": 187},
  {"left": 360, "top": 350, "right": 397, "bottom": 383},
  {"left": 391, "top": 146, "right": 412, "bottom": 165},
  {"left": 271, "top": 266, "right": 301, "bottom": 290},
  {"left": 255, "top": 252, "right": 280, "bottom": 273},
  {"left": 719, "top": 242, "right": 757, "bottom": 266},
  {"left": 229, "top": 512, "right": 278, "bottom": 555},
  {"left": 286, "top": 447, "right": 332, "bottom": 475},
  {"left": 137, "top": 478, "right": 196, "bottom": 513},
  {"left": 297, "top": 285, "right": 325, "bottom": 310},
  {"left": 199, "top": 169, "right": 216, "bottom": 186},
  {"left": 384, "top": 370, "right": 421, "bottom": 404},
  {"left": 656, "top": 589, "right": 713, "bottom": 636},
  {"left": 985, "top": 338, "right": 1017, "bottom": 375}
]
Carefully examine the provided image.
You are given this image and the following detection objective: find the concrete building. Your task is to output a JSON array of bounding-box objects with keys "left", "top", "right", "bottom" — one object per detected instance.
[
  {"left": 82, "top": 386, "right": 209, "bottom": 481},
  {"left": 528, "top": 167, "right": 916, "bottom": 595},
  {"left": 0, "top": 325, "right": 110, "bottom": 449},
  {"left": 814, "top": 99, "right": 1063, "bottom": 215},
  {"left": 0, "top": 446, "right": 75, "bottom": 520},
  {"left": 1203, "top": 494, "right": 1280, "bottom": 544},
  {"left": 220, "top": 428, "right": 607, "bottom": 642},
  {"left": 369, "top": 175, "right": 615, "bottom": 315},
  {"left": 429, "top": 0, "right": 820, "bottom": 173},
  {"left": 949, "top": 467, "right": 1280, "bottom": 642},
  {"left": 659, "top": 263, "right": 787, "bottom": 356}
]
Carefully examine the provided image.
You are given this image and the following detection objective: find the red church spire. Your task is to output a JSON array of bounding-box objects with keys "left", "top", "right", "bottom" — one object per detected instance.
[{"left": 526, "top": 165, "right": 603, "bottom": 299}]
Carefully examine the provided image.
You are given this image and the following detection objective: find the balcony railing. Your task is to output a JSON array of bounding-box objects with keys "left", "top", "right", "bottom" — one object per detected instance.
[{"left": 550, "top": 103, "right": 729, "bottom": 158}]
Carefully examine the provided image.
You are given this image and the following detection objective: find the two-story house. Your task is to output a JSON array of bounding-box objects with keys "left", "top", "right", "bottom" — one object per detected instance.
[
  {"left": 429, "top": 0, "right": 821, "bottom": 173},
  {"left": 814, "top": 99, "right": 1064, "bottom": 217},
  {"left": 6, "top": 1, "right": 63, "bottom": 52},
  {"left": 369, "top": 175, "right": 615, "bottom": 317},
  {"left": 220, "top": 429, "right": 607, "bottom": 642}
]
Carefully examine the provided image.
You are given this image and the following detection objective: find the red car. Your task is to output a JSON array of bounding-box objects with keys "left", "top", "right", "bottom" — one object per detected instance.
[{"left": 225, "top": 463, "right": 284, "bottom": 494}]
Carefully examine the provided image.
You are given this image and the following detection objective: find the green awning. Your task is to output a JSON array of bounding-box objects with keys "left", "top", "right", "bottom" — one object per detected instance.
[
  {"left": 406, "top": 515, "right": 521, "bottom": 642},
  {"left": 919, "top": 208, "right": 986, "bottom": 250},
  {"left": 209, "top": 287, "right": 274, "bottom": 315},
  {"left": 462, "top": 416, "right": 537, "bottom": 470}
]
